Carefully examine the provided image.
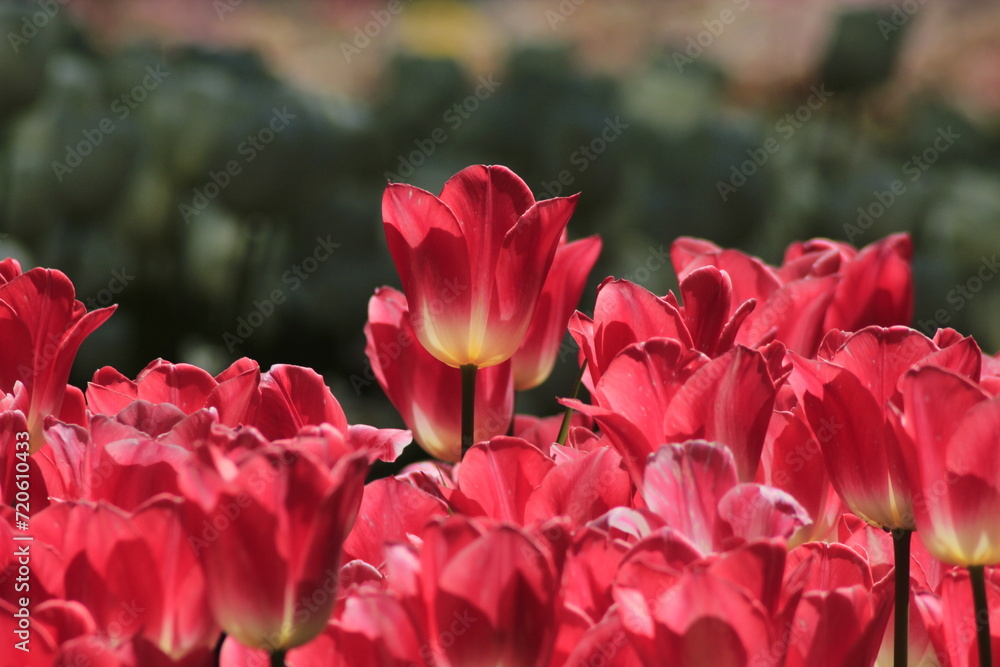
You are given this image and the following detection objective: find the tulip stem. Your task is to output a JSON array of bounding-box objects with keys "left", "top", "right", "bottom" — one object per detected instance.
[
  {"left": 970, "top": 565, "right": 993, "bottom": 667},
  {"left": 270, "top": 650, "right": 286, "bottom": 667},
  {"left": 460, "top": 364, "right": 478, "bottom": 456},
  {"left": 891, "top": 528, "right": 912, "bottom": 667},
  {"left": 556, "top": 360, "right": 588, "bottom": 447}
]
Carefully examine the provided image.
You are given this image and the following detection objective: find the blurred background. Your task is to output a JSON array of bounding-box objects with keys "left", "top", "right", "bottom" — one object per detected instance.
[{"left": 1, "top": 0, "right": 999, "bottom": 433}]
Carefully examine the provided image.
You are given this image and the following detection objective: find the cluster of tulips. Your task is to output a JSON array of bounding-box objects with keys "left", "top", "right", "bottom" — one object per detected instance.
[{"left": 2, "top": 164, "right": 1000, "bottom": 667}]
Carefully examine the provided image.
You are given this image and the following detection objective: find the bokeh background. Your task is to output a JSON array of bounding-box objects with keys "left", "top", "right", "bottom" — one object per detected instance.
[{"left": 2, "top": 0, "right": 1000, "bottom": 439}]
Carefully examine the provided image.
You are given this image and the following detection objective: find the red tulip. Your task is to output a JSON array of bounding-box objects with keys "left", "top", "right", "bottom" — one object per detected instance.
[
  {"left": 218, "top": 587, "right": 428, "bottom": 667},
  {"left": 342, "top": 475, "right": 449, "bottom": 568},
  {"left": 613, "top": 538, "right": 793, "bottom": 666},
  {"left": 365, "top": 287, "right": 513, "bottom": 461},
  {"left": 782, "top": 542, "right": 893, "bottom": 667},
  {"left": 28, "top": 500, "right": 219, "bottom": 663},
  {"left": 797, "top": 326, "right": 981, "bottom": 530},
  {"left": 523, "top": 445, "right": 631, "bottom": 531},
  {"left": 0, "top": 386, "right": 44, "bottom": 507},
  {"left": 901, "top": 365, "right": 1000, "bottom": 566},
  {"left": 566, "top": 339, "right": 781, "bottom": 484},
  {"left": 183, "top": 443, "right": 368, "bottom": 653},
  {"left": 560, "top": 526, "right": 631, "bottom": 630},
  {"left": 449, "top": 437, "right": 553, "bottom": 523},
  {"left": 932, "top": 568, "right": 1000, "bottom": 667},
  {"left": 41, "top": 409, "right": 193, "bottom": 511},
  {"left": 671, "top": 233, "right": 913, "bottom": 356},
  {"left": 87, "top": 358, "right": 261, "bottom": 427},
  {"left": 512, "top": 234, "right": 601, "bottom": 390},
  {"left": 382, "top": 165, "right": 578, "bottom": 368},
  {"left": 416, "top": 515, "right": 569, "bottom": 667},
  {"left": 252, "top": 364, "right": 349, "bottom": 440},
  {"left": 568, "top": 268, "right": 755, "bottom": 388},
  {"left": 641, "top": 441, "right": 810, "bottom": 553},
  {"left": 0, "top": 259, "right": 115, "bottom": 451}
]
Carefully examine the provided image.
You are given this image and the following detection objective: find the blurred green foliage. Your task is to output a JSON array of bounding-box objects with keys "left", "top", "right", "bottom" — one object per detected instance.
[{"left": 1, "top": 3, "right": 999, "bottom": 435}]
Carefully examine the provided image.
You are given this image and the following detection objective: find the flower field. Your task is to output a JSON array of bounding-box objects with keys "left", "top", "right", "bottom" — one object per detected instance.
[{"left": 3, "top": 163, "right": 1000, "bottom": 666}]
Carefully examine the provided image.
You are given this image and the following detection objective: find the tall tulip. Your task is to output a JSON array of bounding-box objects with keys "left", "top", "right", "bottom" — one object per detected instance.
[
  {"left": 382, "top": 165, "right": 578, "bottom": 369},
  {"left": 364, "top": 287, "right": 513, "bottom": 461},
  {"left": 797, "top": 325, "right": 982, "bottom": 667},
  {"left": 902, "top": 365, "right": 1000, "bottom": 666},
  {"left": 382, "top": 164, "right": 578, "bottom": 453}
]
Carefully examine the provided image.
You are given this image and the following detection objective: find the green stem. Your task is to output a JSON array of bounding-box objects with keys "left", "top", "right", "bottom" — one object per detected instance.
[
  {"left": 970, "top": 564, "right": 993, "bottom": 667},
  {"left": 507, "top": 387, "right": 516, "bottom": 436},
  {"left": 270, "top": 649, "right": 286, "bottom": 667},
  {"left": 891, "top": 528, "right": 912, "bottom": 667},
  {"left": 556, "top": 360, "right": 588, "bottom": 447},
  {"left": 460, "top": 364, "right": 478, "bottom": 457}
]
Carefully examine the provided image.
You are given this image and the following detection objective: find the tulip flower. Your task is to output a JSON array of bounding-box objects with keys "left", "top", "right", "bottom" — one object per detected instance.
[
  {"left": 933, "top": 568, "right": 1000, "bottom": 667},
  {"left": 614, "top": 537, "right": 793, "bottom": 666},
  {"left": 511, "top": 234, "right": 601, "bottom": 390},
  {"left": 28, "top": 500, "right": 219, "bottom": 665},
  {"left": 0, "top": 259, "right": 115, "bottom": 451},
  {"left": 901, "top": 365, "right": 1000, "bottom": 566},
  {"left": 568, "top": 268, "right": 757, "bottom": 389},
  {"left": 797, "top": 326, "right": 980, "bottom": 533},
  {"left": 219, "top": 587, "right": 426, "bottom": 667},
  {"left": 342, "top": 475, "right": 450, "bottom": 568},
  {"left": 671, "top": 233, "right": 913, "bottom": 356},
  {"left": 782, "top": 542, "right": 893, "bottom": 667},
  {"left": 87, "top": 357, "right": 261, "bottom": 427},
  {"left": 640, "top": 441, "right": 810, "bottom": 553},
  {"left": 182, "top": 443, "right": 368, "bottom": 661},
  {"left": 417, "top": 515, "right": 569, "bottom": 667},
  {"left": 758, "top": 407, "right": 845, "bottom": 544},
  {"left": 365, "top": 287, "right": 513, "bottom": 461},
  {"left": 383, "top": 165, "right": 578, "bottom": 452},
  {"left": 382, "top": 165, "right": 578, "bottom": 369},
  {"left": 901, "top": 365, "right": 1000, "bottom": 666},
  {"left": 797, "top": 325, "right": 982, "bottom": 667},
  {"left": 565, "top": 339, "right": 781, "bottom": 484}
]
